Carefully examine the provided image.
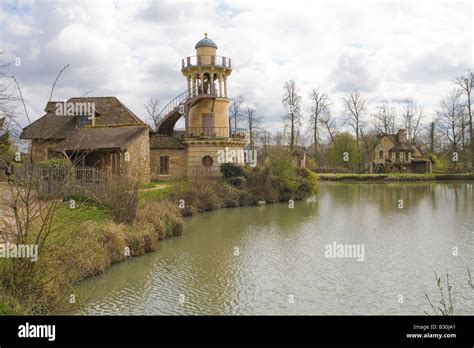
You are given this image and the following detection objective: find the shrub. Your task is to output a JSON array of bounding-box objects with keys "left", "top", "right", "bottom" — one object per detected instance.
[
  {"left": 220, "top": 163, "right": 245, "bottom": 179},
  {"left": 228, "top": 176, "right": 247, "bottom": 188},
  {"left": 99, "top": 177, "right": 139, "bottom": 224},
  {"left": 244, "top": 166, "right": 280, "bottom": 203},
  {"left": 268, "top": 152, "right": 297, "bottom": 198},
  {"left": 295, "top": 167, "right": 319, "bottom": 199}
]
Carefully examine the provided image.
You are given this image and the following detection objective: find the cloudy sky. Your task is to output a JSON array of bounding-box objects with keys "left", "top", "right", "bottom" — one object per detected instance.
[{"left": 0, "top": 0, "right": 472, "bottom": 137}]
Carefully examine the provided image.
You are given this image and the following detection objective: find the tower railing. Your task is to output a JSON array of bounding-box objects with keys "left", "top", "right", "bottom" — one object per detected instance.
[
  {"left": 156, "top": 89, "right": 191, "bottom": 121},
  {"left": 182, "top": 55, "right": 232, "bottom": 69}
]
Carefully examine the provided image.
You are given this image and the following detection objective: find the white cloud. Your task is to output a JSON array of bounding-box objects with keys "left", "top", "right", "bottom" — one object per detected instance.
[{"left": 0, "top": 0, "right": 472, "bottom": 137}]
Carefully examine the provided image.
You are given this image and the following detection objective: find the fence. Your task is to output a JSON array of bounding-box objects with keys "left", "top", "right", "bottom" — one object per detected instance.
[{"left": 13, "top": 164, "right": 112, "bottom": 199}]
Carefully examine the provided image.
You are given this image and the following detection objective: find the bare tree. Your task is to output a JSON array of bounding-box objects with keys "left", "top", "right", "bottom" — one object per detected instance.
[
  {"left": 273, "top": 131, "right": 287, "bottom": 146},
  {"left": 454, "top": 70, "right": 473, "bottom": 167},
  {"left": 144, "top": 97, "right": 161, "bottom": 131},
  {"left": 372, "top": 102, "right": 396, "bottom": 134},
  {"left": 229, "top": 96, "right": 244, "bottom": 136},
  {"left": 436, "top": 89, "right": 465, "bottom": 153},
  {"left": 246, "top": 107, "right": 261, "bottom": 151},
  {"left": 282, "top": 80, "right": 302, "bottom": 149},
  {"left": 342, "top": 91, "right": 366, "bottom": 167},
  {"left": 308, "top": 89, "right": 331, "bottom": 155},
  {"left": 320, "top": 112, "right": 336, "bottom": 144},
  {"left": 400, "top": 99, "right": 424, "bottom": 143}
]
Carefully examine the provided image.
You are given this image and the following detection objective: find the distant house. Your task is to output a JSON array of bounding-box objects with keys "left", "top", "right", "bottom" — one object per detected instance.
[
  {"left": 20, "top": 97, "right": 150, "bottom": 183},
  {"left": 371, "top": 129, "right": 432, "bottom": 173}
]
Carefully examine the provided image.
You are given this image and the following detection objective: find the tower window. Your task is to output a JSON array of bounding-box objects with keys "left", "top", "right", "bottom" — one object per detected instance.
[
  {"left": 202, "top": 156, "right": 213, "bottom": 168},
  {"left": 160, "top": 156, "right": 169, "bottom": 174}
]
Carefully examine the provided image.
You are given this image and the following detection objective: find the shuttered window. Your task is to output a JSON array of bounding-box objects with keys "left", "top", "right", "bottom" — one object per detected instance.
[{"left": 159, "top": 156, "right": 169, "bottom": 174}]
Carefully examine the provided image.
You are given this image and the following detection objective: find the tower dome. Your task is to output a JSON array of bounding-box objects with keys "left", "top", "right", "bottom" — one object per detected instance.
[{"left": 195, "top": 33, "right": 218, "bottom": 49}]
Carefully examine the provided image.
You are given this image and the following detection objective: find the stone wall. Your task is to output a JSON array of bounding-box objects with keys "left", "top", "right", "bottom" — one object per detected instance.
[
  {"left": 122, "top": 128, "right": 150, "bottom": 183},
  {"left": 30, "top": 139, "right": 64, "bottom": 163},
  {"left": 184, "top": 140, "right": 246, "bottom": 177},
  {"left": 150, "top": 148, "right": 186, "bottom": 180}
]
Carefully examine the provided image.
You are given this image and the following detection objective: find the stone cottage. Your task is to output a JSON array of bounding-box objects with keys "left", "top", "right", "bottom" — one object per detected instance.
[
  {"left": 20, "top": 97, "right": 150, "bottom": 183},
  {"left": 371, "top": 129, "right": 432, "bottom": 173}
]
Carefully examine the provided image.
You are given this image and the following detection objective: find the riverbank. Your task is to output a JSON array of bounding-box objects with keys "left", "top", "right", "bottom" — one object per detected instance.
[
  {"left": 76, "top": 181, "right": 474, "bottom": 315},
  {"left": 318, "top": 173, "right": 474, "bottom": 181},
  {"left": 0, "top": 158, "right": 318, "bottom": 314}
]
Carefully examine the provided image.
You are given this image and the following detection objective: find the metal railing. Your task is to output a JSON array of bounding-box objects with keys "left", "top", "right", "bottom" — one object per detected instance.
[
  {"left": 156, "top": 89, "right": 219, "bottom": 124},
  {"left": 182, "top": 55, "right": 231, "bottom": 69},
  {"left": 157, "top": 89, "right": 191, "bottom": 122},
  {"left": 186, "top": 127, "right": 246, "bottom": 139}
]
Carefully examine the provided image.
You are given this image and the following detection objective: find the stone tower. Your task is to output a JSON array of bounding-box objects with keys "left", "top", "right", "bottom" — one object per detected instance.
[
  {"left": 181, "top": 33, "right": 232, "bottom": 138},
  {"left": 179, "top": 33, "right": 245, "bottom": 175}
]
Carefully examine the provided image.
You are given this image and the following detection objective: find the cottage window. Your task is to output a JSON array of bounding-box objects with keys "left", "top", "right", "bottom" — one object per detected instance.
[
  {"left": 160, "top": 156, "right": 169, "bottom": 174},
  {"left": 404, "top": 152, "right": 409, "bottom": 161},
  {"left": 379, "top": 150, "right": 383, "bottom": 159},
  {"left": 78, "top": 115, "right": 92, "bottom": 128}
]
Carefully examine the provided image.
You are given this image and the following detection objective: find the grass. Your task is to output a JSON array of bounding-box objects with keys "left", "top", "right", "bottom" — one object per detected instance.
[
  {"left": 140, "top": 180, "right": 167, "bottom": 189},
  {"left": 0, "top": 189, "right": 182, "bottom": 315},
  {"left": 318, "top": 173, "right": 473, "bottom": 181},
  {"left": 138, "top": 184, "right": 173, "bottom": 201}
]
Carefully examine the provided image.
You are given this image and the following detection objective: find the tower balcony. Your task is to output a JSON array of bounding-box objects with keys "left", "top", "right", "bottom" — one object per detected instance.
[
  {"left": 173, "top": 127, "right": 247, "bottom": 140},
  {"left": 182, "top": 55, "right": 232, "bottom": 70}
]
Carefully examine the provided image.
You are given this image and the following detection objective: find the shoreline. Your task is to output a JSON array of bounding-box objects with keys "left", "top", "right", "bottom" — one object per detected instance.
[{"left": 318, "top": 173, "right": 474, "bottom": 182}]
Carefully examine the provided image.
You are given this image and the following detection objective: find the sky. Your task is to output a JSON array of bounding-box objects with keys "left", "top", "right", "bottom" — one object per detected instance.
[{"left": 0, "top": 0, "right": 473, "bottom": 139}]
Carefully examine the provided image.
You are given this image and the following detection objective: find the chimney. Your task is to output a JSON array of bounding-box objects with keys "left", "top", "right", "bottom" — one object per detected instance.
[
  {"left": 397, "top": 129, "right": 407, "bottom": 143},
  {"left": 44, "top": 101, "right": 60, "bottom": 114}
]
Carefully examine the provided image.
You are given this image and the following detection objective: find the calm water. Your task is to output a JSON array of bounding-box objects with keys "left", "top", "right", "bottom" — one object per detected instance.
[{"left": 77, "top": 182, "right": 474, "bottom": 315}]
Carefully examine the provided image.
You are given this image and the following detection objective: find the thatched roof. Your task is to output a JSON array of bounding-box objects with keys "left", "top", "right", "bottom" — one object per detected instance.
[
  {"left": 51, "top": 126, "right": 147, "bottom": 152},
  {"left": 20, "top": 114, "right": 77, "bottom": 139},
  {"left": 20, "top": 97, "right": 145, "bottom": 140},
  {"left": 389, "top": 142, "right": 415, "bottom": 153}
]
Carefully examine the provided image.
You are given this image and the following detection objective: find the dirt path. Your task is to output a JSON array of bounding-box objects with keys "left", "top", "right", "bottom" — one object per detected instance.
[{"left": 138, "top": 184, "right": 170, "bottom": 192}]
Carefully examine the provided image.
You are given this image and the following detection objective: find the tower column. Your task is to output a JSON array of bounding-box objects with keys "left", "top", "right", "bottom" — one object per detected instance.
[
  {"left": 223, "top": 75, "right": 228, "bottom": 98},
  {"left": 192, "top": 75, "right": 196, "bottom": 97},
  {"left": 218, "top": 74, "right": 223, "bottom": 97},
  {"left": 187, "top": 76, "right": 191, "bottom": 97},
  {"left": 200, "top": 72, "right": 205, "bottom": 95},
  {"left": 210, "top": 72, "right": 215, "bottom": 95}
]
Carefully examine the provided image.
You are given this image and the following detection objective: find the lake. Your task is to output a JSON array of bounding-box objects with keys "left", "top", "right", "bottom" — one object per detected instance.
[{"left": 77, "top": 182, "right": 474, "bottom": 315}]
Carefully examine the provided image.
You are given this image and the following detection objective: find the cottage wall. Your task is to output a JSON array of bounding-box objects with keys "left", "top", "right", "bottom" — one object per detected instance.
[
  {"left": 31, "top": 139, "right": 64, "bottom": 162},
  {"left": 150, "top": 148, "right": 186, "bottom": 180},
  {"left": 122, "top": 129, "right": 150, "bottom": 183}
]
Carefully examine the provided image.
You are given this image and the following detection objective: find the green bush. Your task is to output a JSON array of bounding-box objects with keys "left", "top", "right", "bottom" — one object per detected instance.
[
  {"left": 220, "top": 163, "right": 245, "bottom": 179},
  {"left": 295, "top": 167, "right": 319, "bottom": 199},
  {"left": 329, "top": 132, "right": 361, "bottom": 170},
  {"left": 268, "top": 153, "right": 297, "bottom": 198},
  {"left": 244, "top": 166, "right": 280, "bottom": 203}
]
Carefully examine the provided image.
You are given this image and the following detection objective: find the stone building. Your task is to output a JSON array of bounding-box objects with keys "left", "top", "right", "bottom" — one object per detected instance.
[
  {"left": 371, "top": 129, "right": 432, "bottom": 173},
  {"left": 20, "top": 97, "right": 150, "bottom": 183},
  {"left": 20, "top": 34, "right": 246, "bottom": 183},
  {"left": 150, "top": 33, "right": 246, "bottom": 180}
]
